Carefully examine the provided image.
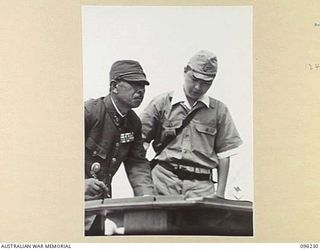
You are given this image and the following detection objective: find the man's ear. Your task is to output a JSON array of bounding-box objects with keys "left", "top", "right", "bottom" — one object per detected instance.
[{"left": 110, "top": 81, "right": 118, "bottom": 94}]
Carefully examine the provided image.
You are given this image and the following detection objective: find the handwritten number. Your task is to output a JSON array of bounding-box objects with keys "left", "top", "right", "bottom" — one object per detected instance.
[{"left": 305, "top": 63, "right": 320, "bottom": 70}]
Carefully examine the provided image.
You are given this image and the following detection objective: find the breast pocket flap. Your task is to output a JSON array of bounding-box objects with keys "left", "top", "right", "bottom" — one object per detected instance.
[
  {"left": 85, "top": 137, "right": 107, "bottom": 159},
  {"left": 163, "top": 119, "right": 182, "bottom": 128},
  {"left": 195, "top": 124, "right": 217, "bottom": 136}
]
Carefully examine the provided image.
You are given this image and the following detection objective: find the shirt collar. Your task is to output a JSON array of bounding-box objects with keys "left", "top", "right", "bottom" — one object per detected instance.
[
  {"left": 110, "top": 95, "right": 125, "bottom": 117},
  {"left": 171, "top": 87, "right": 210, "bottom": 109}
]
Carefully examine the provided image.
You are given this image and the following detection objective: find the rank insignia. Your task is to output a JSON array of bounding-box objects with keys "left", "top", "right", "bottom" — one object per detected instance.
[
  {"left": 120, "top": 132, "right": 135, "bottom": 143},
  {"left": 203, "top": 63, "right": 214, "bottom": 72}
]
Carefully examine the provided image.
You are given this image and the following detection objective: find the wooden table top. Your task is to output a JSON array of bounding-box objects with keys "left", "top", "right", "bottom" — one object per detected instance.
[{"left": 85, "top": 195, "right": 253, "bottom": 213}]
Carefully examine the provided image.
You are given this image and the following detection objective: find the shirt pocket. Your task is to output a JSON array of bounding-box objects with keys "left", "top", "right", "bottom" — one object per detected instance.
[
  {"left": 191, "top": 123, "right": 217, "bottom": 155},
  {"left": 159, "top": 119, "right": 183, "bottom": 148},
  {"left": 162, "top": 120, "right": 182, "bottom": 137}
]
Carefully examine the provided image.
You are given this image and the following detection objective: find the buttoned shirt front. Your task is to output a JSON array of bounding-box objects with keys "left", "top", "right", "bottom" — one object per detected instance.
[{"left": 140, "top": 89, "right": 242, "bottom": 170}]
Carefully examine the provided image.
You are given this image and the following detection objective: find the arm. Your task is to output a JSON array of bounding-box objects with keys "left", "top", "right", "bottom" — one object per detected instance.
[
  {"left": 124, "top": 160, "right": 154, "bottom": 196},
  {"left": 124, "top": 120, "right": 154, "bottom": 196},
  {"left": 140, "top": 93, "right": 168, "bottom": 149},
  {"left": 214, "top": 103, "right": 242, "bottom": 198},
  {"left": 84, "top": 100, "right": 94, "bottom": 141},
  {"left": 215, "top": 157, "right": 230, "bottom": 198}
]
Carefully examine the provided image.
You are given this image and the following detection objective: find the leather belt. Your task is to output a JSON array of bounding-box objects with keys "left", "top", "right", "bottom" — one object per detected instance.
[{"left": 158, "top": 161, "right": 212, "bottom": 181}]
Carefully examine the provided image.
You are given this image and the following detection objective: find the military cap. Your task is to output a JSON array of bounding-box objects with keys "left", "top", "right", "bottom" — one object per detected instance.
[
  {"left": 110, "top": 60, "right": 150, "bottom": 85},
  {"left": 187, "top": 50, "right": 218, "bottom": 81}
]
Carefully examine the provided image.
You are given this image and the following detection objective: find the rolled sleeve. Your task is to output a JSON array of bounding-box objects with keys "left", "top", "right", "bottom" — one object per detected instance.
[{"left": 217, "top": 145, "right": 242, "bottom": 159}]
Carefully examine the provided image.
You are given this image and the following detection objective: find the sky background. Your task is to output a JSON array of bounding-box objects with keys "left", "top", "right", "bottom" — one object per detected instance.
[{"left": 82, "top": 6, "right": 253, "bottom": 201}]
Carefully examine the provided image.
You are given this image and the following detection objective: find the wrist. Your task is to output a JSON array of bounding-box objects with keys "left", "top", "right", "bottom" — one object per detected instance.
[{"left": 215, "top": 190, "right": 225, "bottom": 198}]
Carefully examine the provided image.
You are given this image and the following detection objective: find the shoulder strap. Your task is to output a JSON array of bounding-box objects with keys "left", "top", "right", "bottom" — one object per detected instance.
[{"left": 153, "top": 106, "right": 203, "bottom": 159}]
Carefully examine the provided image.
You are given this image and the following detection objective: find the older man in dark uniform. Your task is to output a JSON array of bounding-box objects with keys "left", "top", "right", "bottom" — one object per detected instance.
[{"left": 84, "top": 60, "right": 154, "bottom": 235}]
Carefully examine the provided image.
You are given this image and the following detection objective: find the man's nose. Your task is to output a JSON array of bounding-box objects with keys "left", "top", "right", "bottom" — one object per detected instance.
[
  {"left": 136, "top": 87, "right": 145, "bottom": 95},
  {"left": 194, "top": 82, "right": 201, "bottom": 90}
]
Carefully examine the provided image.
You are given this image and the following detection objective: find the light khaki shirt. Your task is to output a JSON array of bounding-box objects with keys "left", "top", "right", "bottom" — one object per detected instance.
[{"left": 140, "top": 89, "right": 242, "bottom": 169}]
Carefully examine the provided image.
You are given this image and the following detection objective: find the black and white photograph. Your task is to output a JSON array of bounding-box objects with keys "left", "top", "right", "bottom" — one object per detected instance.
[
  {"left": 82, "top": 6, "right": 253, "bottom": 236},
  {"left": 2, "top": 0, "right": 320, "bottom": 246}
]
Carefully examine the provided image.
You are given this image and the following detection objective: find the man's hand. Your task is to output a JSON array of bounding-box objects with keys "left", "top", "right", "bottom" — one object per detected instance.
[{"left": 85, "top": 178, "right": 108, "bottom": 200}]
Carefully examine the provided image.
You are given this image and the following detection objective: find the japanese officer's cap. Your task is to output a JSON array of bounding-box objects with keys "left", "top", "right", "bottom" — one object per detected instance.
[
  {"left": 187, "top": 50, "right": 218, "bottom": 81},
  {"left": 110, "top": 60, "right": 150, "bottom": 85}
]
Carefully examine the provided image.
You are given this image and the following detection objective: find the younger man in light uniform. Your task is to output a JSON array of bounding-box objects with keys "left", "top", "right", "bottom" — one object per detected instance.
[{"left": 140, "top": 50, "right": 242, "bottom": 199}]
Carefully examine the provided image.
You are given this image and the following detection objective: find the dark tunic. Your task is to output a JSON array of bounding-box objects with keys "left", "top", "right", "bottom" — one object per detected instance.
[{"left": 85, "top": 95, "right": 154, "bottom": 198}]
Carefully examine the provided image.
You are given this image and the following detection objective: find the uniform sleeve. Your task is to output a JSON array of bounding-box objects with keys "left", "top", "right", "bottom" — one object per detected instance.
[
  {"left": 139, "top": 96, "right": 163, "bottom": 143},
  {"left": 124, "top": 120, "right": 154, "bottom": 196},
  {"left": 84, "top": 100, "right": 94, "bottom": 141},
  {"left": 214, "top": 104, "right": 243, "bottom": 156}
]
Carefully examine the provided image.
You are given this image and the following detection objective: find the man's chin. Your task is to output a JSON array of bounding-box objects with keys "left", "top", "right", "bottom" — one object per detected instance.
[
  {"left": 187, "top": 93, "right": 201, "bottom": 101},
  {"left": 130, "top": 100, "right": 143, "bottom": 108}
]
